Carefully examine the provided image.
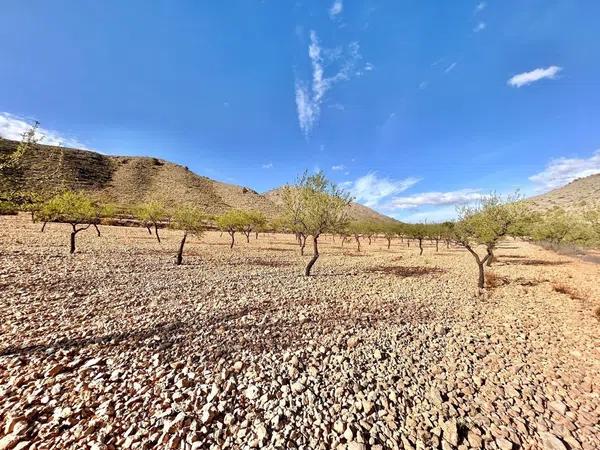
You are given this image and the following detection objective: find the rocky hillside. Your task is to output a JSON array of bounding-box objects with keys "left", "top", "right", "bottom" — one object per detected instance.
[
  {"left": 0, "top": 138, "right": 395, "bottom": 222},
  {"left": 528, "top": 174, "right": 600, "bottom": 211}
]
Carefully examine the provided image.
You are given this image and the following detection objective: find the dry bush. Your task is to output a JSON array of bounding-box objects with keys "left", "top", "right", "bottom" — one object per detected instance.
[
  {"left": 552, "top": 283, "right": 586, "bottom": 301},
  {"left": 504, "top": 258, "right": 569, "bottom": 266},
  {"left": 484, "top": 272, "right": 509, "bottom": 289},
  {"left": 594, "top": 306, "right": 600, "bottom": 321},
  {"left": 367, "top": 265, "right": 445, "bottom": 277}
]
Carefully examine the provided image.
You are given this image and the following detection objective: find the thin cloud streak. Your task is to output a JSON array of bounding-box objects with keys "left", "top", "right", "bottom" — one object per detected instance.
[
  {"left": 342, "top": 173, "right": 420, "bottom": 208},
  {"left": 508, "top": 66, "right": 562, "bottom": 88},
  {"left": 295, "top": 31, "right": 361, "bottom": 136},
  {"left": 389, "top": 189, "right": 484, "bottom": 209}
]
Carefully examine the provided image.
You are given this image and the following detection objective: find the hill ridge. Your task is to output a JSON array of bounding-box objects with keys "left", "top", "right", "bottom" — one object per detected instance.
[{"left": 0, "top": 138, "right": 395, "bottom": 222}]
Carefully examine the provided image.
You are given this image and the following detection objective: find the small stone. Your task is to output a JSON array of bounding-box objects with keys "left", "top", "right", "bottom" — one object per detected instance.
[
  {"left": 347, "top": 442, "right": 367, "bottom": 450},
  {"left": 496, "top": 437, "right": 513, "bottom": 450},
  {"left": 245, "top": 385, "right": 260, "bottom": 400},
  {"left": 346, "top": 336, "right": 360, "bottom": 349},
  {"left": 540, "top": 432, "right": 568, "bottom": 450},
  {"left": 442, "top": 419, "right": 458, "bottom": 446},
  {"left": 291, "top": 382, "right": 305, "bottom": 394},
  {"left": 46, "top": 364, "right": 66, "bottom": 377}
]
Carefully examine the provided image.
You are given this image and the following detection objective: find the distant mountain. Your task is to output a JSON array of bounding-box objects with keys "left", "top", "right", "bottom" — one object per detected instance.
[
  {"left": 0, "top": 138, "right": 396, "bottom": 223},
  {"left": 528, "top": 174, "right": 600, "bottom": 211}
]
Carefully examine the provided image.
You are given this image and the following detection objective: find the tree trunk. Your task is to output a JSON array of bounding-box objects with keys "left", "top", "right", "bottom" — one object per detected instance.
[
  {"left": 176, "top": 231, "right": 187, "bottom": 265},
  {"left": 446, "top": 240, "right": 450, "bottom": 249},
  {"left": 255, "top": 231, "right": 258, "bottom": 239},
  {"left": 368, "top": 236, "right": 372, "bottom": 245},
  {"left": 70, "top": 230, "right": 76, "bottom": 254},
  {"left": 244, "top": 231, "right": 250, "bottom": 243},
  {"left": 407, "top": 240, "right": 410, "bottom": 248},
  {"left": 355, "top": 235, "right": 361, "bottom": 252},
  {"left": 41, "top": 221, "right": 47, "bottom": 232},
  {"left": 486, "top": 246, "right": 494, "bottom": 266},
  {"left": 465, "top": 245, "right": 491, "bottom": 290},
  {"left": 300, "top": 234, "right": 307, "bottom": 256},
  {"left": 305, "top": 235, "right": 319, "bottom": 276},
  {"left": 154, "top": 224, "right": 161, "bottom": 243},
  {"left": 341, "top": 236, "right": 346, "bottom": 247},
  {"left": 146, "top": 225, "right": 152, "bottom": 235},
  {"left": 93, "top": 223, "right": 101, "bottom": 237},
  {"left": 387, "top": 237, "right": 391, "bottom": 249},
  {"left": 419, "top": 238, "right": 423, "bottom": 256},
  {"left": 435, "top": 239, "right": 439, "bottom": 252},
  {"left": 229, "top": 231, "right": 235, "bottom": 249}
]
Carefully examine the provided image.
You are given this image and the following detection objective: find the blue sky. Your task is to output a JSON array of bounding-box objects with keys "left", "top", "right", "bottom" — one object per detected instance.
[{"left": 2, "top": 0, "right": 600, "bottom": 221}]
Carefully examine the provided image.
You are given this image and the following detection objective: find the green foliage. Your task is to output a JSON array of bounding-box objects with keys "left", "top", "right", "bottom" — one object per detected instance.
[
  {"left": 281, "top": 171, "right": 351, "bottom": 238},
  {"left": 171, "top": 205, "right": 207, "bottom": 236},
  {"left": 216, "top": 209, "right": 250, "bottom": 232},
  {"left": 136, "top": 201, "right": 167, "bottom": 225},
  {"left": 0, "top": 201, "right": 19, "bottom": 216},
  {"left": 39, "top": 191, "right": 98, "bottom": 225}
]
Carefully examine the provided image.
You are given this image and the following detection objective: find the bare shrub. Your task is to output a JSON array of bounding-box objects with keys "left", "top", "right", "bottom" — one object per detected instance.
[
  {"left": 484, "top": 272, "right": 509, "bottom": 289},
  {"left": 593, "top": 306, "right": 600, "bottom": 321},
  {"left": 552, "top": 283, "right": 586, "bottom": 301}
]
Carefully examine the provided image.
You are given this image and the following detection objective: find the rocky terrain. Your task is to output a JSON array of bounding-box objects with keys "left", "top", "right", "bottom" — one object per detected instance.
[
  {"left": 528, "top": 174, "right": 600, "bottom": 212},
  {"left": 0, "top": 138, "right": 392, "bottom": 224},
  {"left": 0, "top": 214, "right": 599, "bottom": 450}
]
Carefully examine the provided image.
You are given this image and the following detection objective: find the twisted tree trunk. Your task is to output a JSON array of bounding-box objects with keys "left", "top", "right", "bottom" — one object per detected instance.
[
  {"left": 176, "top": 231, "right": 187, "bottom": 265},
  {"left": 305, "top": 235, "right": 319, "bottom": 276}
]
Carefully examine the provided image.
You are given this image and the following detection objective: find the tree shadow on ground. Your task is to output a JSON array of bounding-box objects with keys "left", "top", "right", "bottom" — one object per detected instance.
[
  {"left": 502, "top": 259, "right": 569, "bottom": 266},
  {"left": 0, "top": 320, "right": 185, "bottom": 357},
  {"left": 366, "top": 266, "right": 446, "bottom": 277}
]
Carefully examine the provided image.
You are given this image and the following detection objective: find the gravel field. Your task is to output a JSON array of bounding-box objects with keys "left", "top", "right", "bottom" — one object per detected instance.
[{"left": 0, "top": 214, "right": 599, "bottom": 450}]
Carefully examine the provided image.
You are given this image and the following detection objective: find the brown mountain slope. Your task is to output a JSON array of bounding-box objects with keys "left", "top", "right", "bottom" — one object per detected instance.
[
  {"left": 528, "top": 174, "right": 600, "bottom": 211},
  {"left": 0, "top": 138, "right": 396, "bottom": 222},
  {"left": 0, "top": 138, "right": 278, "bottom": 216},
  {"left": 264, "top": 187, "right": 398, "bottom": 224}
]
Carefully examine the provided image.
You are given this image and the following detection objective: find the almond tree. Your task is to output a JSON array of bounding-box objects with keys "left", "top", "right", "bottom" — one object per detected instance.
[
  {"left": 382, "top": 222, "right": 400, "bottom": 249},
  {"left": 282, "top": 171, "right": 351, "bottom": 276},
  {"left": 408, "top": 223, "right": 427, "bottom": 255},
  {"left": 216, "top": 209, "right": 247, "bottom": 249},
  {"left": 39, "top": 191, "right": 98, "bottom": 254},
  {"left": 171, "top": 205, "right": 206, "bottom": 265},
  {"left": 137, "top": 201, "right": 167, "bottom": 243},
  {"left": 454, "top": 193, "right": 528, "bottom": 289},
  {"left": 347, "top": 222, "right": 363, "bottom": 252}
]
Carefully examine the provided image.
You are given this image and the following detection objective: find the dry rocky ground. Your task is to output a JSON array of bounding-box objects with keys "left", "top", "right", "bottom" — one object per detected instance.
[{"left": 0, "top": 214, "right": 599, "bottom": 450}]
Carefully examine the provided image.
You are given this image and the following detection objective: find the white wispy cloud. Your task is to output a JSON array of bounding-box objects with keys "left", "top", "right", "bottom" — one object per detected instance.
[
  {"left": 295, "top": 31, "right": 361, "bottom": 136},
  {"left": 508, "top": 66, "right": 562, "bottom": 88},
  {"left": 474, "top": 22, "right": 486, "bottom": 32},
  {"left": 418, "top": 81, "right": 428, "bottom": 90},
  {"left": 0, "top": 112, "right": 88, "bottom": 148},
  {"left": 398, "top": 206, "right": 459, "bottom": 224},
  {"left": 389, "top": 189, "right": 484, "bottom": 209},
  {"left": 329, "top": 0, "right": 343, "bottom": 19},
  {"left": 342, "top": 173, "right": 420, "bottom": 207},
  {"left": 475, "top": 2, "right": 486, "bottom": 13},
  {"left": 331, "top": 164, "right": 346, "bottom": 171},
  {"left": 261, "top": 162, "right": 274, "bottom": 169},
  {"left": 529, "top": 149, "right": 600, "bottom": 191},
  {"left": 444, "top": 62, "right": 457, "bottom": 73}
]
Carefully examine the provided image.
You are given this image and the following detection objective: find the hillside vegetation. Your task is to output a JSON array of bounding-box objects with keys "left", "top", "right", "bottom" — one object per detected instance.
[
  {"left": 0, "top": 138, "right": 393, "bottom": 222},
  {"left": 528, "top": 174, "right": 600, "bottom": 211}
]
